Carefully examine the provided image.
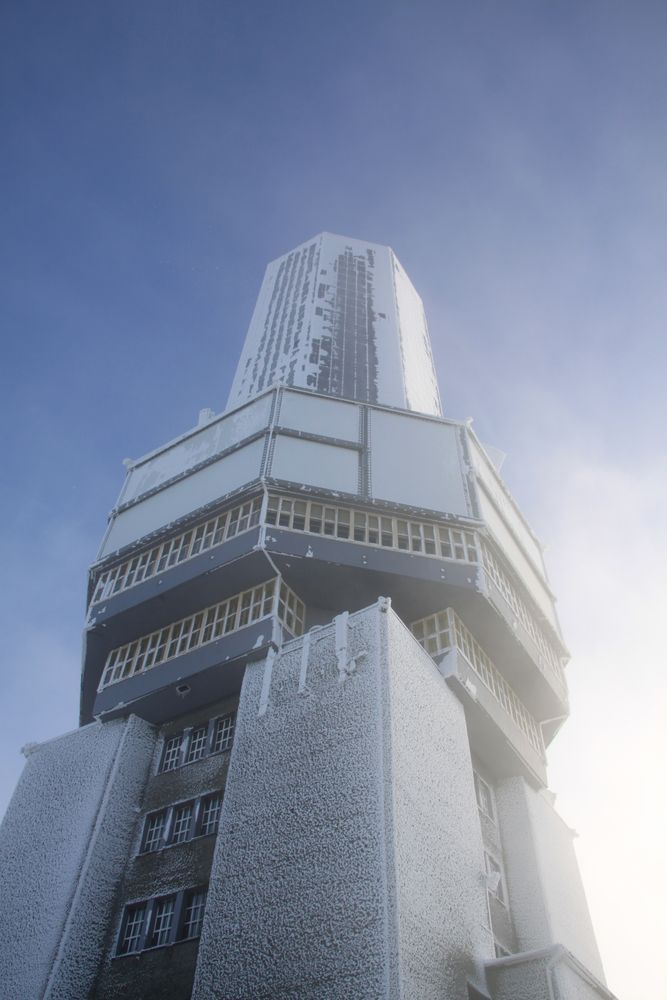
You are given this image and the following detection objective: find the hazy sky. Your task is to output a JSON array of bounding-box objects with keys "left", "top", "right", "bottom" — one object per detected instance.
[{"left": 2, "top": 3, "right": 666, "bottom": 997}]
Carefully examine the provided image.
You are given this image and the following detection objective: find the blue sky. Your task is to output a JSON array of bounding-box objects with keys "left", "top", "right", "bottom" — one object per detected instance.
[{"left": 2, "top": 3, "right": 666, "bottom": 996}]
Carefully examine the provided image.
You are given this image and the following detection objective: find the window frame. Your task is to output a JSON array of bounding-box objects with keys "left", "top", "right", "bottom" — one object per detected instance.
[
  {"left": 473, "top": 770, "right": 496, "bottom": 822},
  {"left": 115, "top": 886, "right": 208, "bottom": 957},
  {"left": 158, "top": 711, "right": 236, "bottom": 775},
  {"left": 139, "top": 790, "right": 224, "bottom": 855}
]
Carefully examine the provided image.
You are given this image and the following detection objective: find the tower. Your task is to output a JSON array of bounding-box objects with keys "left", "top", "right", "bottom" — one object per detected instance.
[{"left": 0, "top": 234, "right": 615, "bottom": 1000}]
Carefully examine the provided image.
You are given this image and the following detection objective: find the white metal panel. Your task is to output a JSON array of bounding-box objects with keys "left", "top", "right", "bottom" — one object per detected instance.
[
  {"left": 271, "top": 435, "right": 359, "bottom": 494},
  {"left": 369, "top": 410, "right": 469, "bottom": 515},
  {"left": 468, "top": 435, "right": 546, "bottom": 577},
  {"left": 279, "top": 391, "right": 360, "bottom": 442},
  {"left": 100, "top": 438, "right": 265, "bottom": 556},
  {"left": 121, "top": 394, "right": 272, "bottom": 504},
  {"left": 477, "top": 489, "right": 558, "bottom": 630},
  {"left": 392, "top": 255, "right": 442, "bottom": 416}
]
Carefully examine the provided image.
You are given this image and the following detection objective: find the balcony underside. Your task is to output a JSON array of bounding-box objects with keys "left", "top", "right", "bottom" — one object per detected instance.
[{"left": 88, "top": 620, "right": 275, "bottom": 726}]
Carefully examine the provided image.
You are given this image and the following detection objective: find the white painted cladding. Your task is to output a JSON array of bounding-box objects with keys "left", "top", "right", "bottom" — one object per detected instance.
[
  {"left": 100, "top": 438, "right": 265, "bottom": 556},
  {"left": 227, "top": 232, "right": 442, "bottom": 416},
  {"left": 278, "top": 391, "right": 359, "bottom": 441},
  {"left": 369, "top": 408, "right": 470, "bottom": 515},
  {"left": 119, "top": 394, "right": 272, "bottom": 505},
  {"left": 270, "top": 435, "right": 360, "bottom": 494}
]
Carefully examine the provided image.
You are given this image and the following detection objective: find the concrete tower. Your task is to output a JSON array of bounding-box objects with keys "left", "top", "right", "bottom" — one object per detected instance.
[{"left": 0, "top": 234, "right": 616, "bottom": 1000}]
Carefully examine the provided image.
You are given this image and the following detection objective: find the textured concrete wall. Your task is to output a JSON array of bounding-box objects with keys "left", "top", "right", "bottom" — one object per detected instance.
[
  {"left": 193, "top": 605, "right": 397, "bottom": 1000},
  {"left": 386, "top": 612, "right": 494, "bottom": 998},
  {"left": 495, "top": 777, "right": 605, "bottom": 982},
  {"left": 0, "top": 715, "right": 155, "bottom": 1000},
  {"left": 192, "top": 603, "right": 493, "bottom": 1000}
]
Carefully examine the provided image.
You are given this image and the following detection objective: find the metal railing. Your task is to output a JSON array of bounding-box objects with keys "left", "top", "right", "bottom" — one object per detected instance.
[
  {"left": 91, "top": 496, "right": 262, "bottom": 604},
  {"left": 411, "top": 607, "right": 545, "bottom": 756},
  {"left": 98, "top": 577, "right": 305, "bottom": 690}
]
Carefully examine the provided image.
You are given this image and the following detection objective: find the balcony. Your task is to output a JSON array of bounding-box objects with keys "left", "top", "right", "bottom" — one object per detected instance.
[
  {"left": 90, "top": 496, "right": 262, "bottom": 607},
  {"left": 88, "top": 578, "right": 305, "bottom": 726},
  {"left": 411, "top": 607, "right": 547, "bottom": 783}
]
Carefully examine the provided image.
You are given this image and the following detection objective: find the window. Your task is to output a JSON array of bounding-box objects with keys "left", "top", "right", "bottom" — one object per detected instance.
[
  {"left": 186, "top": 726, "right": 208, "bottom": 763},
  {"left": 473, "top": 771, "right": 495, "bottom": 821},
  {"left": 159, "top": 712, "right": 236, "bottom": 774},
  {"left": 199, "top": 794, "right": 222, "bottom": 837},
  {"left": 212, "top": 713, "right": 235, "bottom": 754},
  {"left": 161, "top": 735, "right": 182, "bottom": 772},
  {"left": 148, "top": 896, "right": 175, "bottom": 947},
  {"left": 485, "top": 852, "right": 506, "bottom": 904},
  {"left": 142, "top": 812, "right": 165, "bottom": 853},
  {"left": 181, "top": 888, "right": 207, "bottom": 939},
  {"left": 118, "top": 903, "right": 146, "bottom": 955},
  {"left": 171, "top": 803, "right": 193, "bottom": 844},
  {"left": 115, "top": 887, "right": 208, "bottom": 956},
  {"left": 140, "top": 792, "right": 223, "bottom": 853}
]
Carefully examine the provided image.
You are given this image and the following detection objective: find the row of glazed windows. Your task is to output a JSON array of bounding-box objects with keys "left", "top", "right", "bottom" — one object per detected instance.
[
  {"left": 266, "top": 495, "right": 479, "bottom": 562},
  {"left": 117, "top": 886, "right": 207, "bottom": 955},
  {"left": 90, "top": 490, "right": 562, "bottom": 688},
  {"left": 141, "top": 791, "right": 222, "bottom": 853},
  {"left": 411, "top": 608, "right": 544, "bottom": 755},
  {"left": 480, "top": 543, "right": 564, "bottom": 685},
  {"left": 265, "top": 496, "right": 562, "bottom": 680},
  {"left": 91, "top": 497, "right": 262, "bottom": 604},
  {"left": 161, "top": 712, "right": 235, "bottom": 772},
  {"left": 99, "top": 579, "right": 305, "bottom": 690}
]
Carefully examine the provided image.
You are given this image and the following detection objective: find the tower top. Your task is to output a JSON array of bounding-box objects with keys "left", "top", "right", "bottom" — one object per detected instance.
[{"left": 227, "top": 232, "right": 442, "bottom": 416}]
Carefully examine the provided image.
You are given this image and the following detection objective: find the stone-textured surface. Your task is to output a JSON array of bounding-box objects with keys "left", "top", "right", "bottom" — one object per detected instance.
[
  {"left": 192, "top": 602, "right": 493, "bottom": 1000},
  {"left": 495, "top": 776, "right": 605, "bottom": 981},
  {"left": 386, "top": 611, "right": 494, "bottom": 998},
  {"left": 0, "top": 715, "right": 155, "bottom": 1000},
  {"left": 192, "top": 605, "right": 395, "bottom": 1000}
]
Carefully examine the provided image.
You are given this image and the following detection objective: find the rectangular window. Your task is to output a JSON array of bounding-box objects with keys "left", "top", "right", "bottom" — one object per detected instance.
[
  {"left": 212, "top": 713, "right": 235, "bottom": 754},
  {"left": 485, "top": 852, "right": 506, "bottom": 904},
  {"left": 199, "top": 795, "right": 222, "bottom": 837},
  {"left": 171, "top": 803, "right": 193, "bottom": 844},
  {"left": 473, "top": 771, "right": 495, "bottom": 821},
  {"left": 148, "top": 896, "right": 175, "bottom": 948},
  {"left": 118, "top": 904, "right": 146, "bottom": 955},
  {"left": 142, "top": 811, "right": 166, "bottom": 853},
  {"left": 161, "top": 735, "right": 182, "bottom": 772},
  {"left": 181, "top": 888, "right": 207, "bottom": 940},
  {"left": 186, "top": 726, "right": 208, "bottom": 763}
]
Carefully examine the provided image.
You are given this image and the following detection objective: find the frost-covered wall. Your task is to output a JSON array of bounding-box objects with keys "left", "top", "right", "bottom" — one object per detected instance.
[
  {"left": 495, "top": 776, "right": 605, "bottom": 982},
  {"left": 192, "top": 602, "right": 491, "bottom": 1000},
  {"left": 385, "top": 612, "right": 494, "bottom": 997},
  {"left": 0, "top": 716, "right": 155, "bottom": 1000},
  {"left": 227, "top": 232, "right": 442, "bottom": 416}
]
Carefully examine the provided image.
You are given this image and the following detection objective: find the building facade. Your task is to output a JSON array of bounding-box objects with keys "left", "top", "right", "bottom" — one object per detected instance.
[{"left": 0, "top": 234, "right": 616, "bottom": 1000}]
